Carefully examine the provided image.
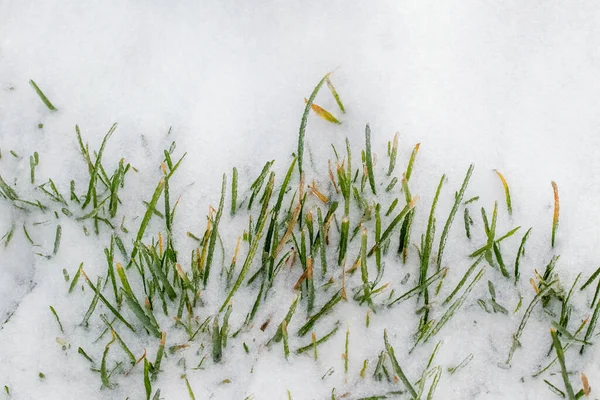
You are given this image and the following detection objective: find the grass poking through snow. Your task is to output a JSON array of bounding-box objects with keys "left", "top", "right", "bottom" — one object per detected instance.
[{"left": 1, "top": 73, "right": 592, "bottom": 399}]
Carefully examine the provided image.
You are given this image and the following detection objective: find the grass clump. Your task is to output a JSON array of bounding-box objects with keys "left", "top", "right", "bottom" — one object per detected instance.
[{"left": 1, "top": 72, "right": 593, "bottom": 399}]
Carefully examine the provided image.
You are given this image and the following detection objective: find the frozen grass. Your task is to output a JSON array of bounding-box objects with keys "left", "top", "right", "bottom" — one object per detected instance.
[{"left": 0, "top": 72, "right": 599, "bottom": 400}]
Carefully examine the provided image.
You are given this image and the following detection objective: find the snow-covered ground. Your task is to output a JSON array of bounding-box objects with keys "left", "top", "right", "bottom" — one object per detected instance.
[{"left": 2, "top": 1, "right": 600, "bottom": 399}]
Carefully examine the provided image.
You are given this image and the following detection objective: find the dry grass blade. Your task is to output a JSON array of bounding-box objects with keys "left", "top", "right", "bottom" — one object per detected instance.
[
  {"left": 551, "top": 181, "right": 559, "bottom": 248},
  {"left": 581, "top": 373, "right": 591, "bottom": 396},
  {"left": 305, "top": 99, "right": 341, "bottom": 124}
]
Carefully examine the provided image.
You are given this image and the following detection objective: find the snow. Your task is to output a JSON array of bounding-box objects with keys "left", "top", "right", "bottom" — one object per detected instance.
[{"left": 2, "top": 1, "right": 600, "bottom": 399}]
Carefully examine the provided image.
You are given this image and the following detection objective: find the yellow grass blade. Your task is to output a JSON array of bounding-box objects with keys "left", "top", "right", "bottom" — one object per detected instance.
[
  {"left": 494, "top": 170, "right": 512, "bottom": 215},
  {"left": 305, "top": 98, "right": 341, "bottom": 124},
  {"left": 551, "top": 181, "right": 559, "bottom": 248}
]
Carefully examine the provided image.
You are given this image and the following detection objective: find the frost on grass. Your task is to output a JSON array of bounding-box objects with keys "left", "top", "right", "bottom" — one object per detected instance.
[{"left": 0, "top": 74, "right": 596, "bottom": 399}]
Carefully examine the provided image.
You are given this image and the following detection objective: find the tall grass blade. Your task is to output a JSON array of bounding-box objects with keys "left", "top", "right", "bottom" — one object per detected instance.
[
  {"left": 514, "top": 227, "right": 532, "bottom": 284},
  {"left": 420, "top": 175, "right": 445, "bottom": 324},
  {"left": 203, "top": 174, "right": 226, "bottom": 287},
  {"left": 551, "top": 329, "right": 576, "bottom": 400},
  {"left": 298, "top": 72, "right": 331, "bottom": 174},
  {"left": 384, "top": 330, "right": 417, "bottom": 397},
  {"left": 365, "top": 124, "right": 377, "bottom": 195},
  {"left": 297, "top": 290, "right": 343, "bottom": 336},
  {"left": 436, "top": 164, "right": 474, "bottom": 271},
  {"left": 81, "top": 123, "right": 117, "bottom": 209}
]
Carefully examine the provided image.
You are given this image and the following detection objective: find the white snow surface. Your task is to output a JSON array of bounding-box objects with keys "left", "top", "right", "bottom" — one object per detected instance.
[{"left": 1, "top": 1, "right": 600, "bottom": 399}]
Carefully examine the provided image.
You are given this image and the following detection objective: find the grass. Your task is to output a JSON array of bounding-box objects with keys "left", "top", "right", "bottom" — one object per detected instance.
[
  {"left": 493, "top": 170, "right": 512, "bottom": 215},
  {"left": 384, "top": 330, "right": 417, "bottom": 397},
  {"left": 551, "top": 181, "right": 560, "bottom": 248},
  {"left": 365, "top": 124, "right": 376, "bottom": 195},
  {"left": 435, "top": 164, "right": 473, "bottom": 271},
  {"left": 1, "top": 73, "right": 594, "bottom": 399},
  {"left": 29, "top": 79, "right": 57, "bottom": 111},
  {"left": 298, "top": 72, "right": 331, "bottom": 174},
  {"left": 550, "top": 329, "right": 576, "bottom": 399}
]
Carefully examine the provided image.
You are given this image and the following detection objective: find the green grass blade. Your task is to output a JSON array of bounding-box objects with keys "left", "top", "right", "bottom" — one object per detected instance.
[
  {"left": 152, "top": 332, "right": 166, "bottom": 379},
  {"left": 507, "top": 279, "right": 558, "bottom": 364},
  {"left": 360, "top": 228, "right": 374, "bottom": 310},
  {"left": 317, "top": 208, "right": 328, "bottom": 277},
  {"left": 387, "top": 132, "right": 398, "bottom": 176},
  {"left": 100, "top": 314, "right": 136, "bottom": 365},
  {"left": 405, "top": 143, "right": 420, "bottom": 182},
  {"left": 84, "top": 273, "right": 135, "bottom": 334},
  {"left": 514, "top": 227, "right": 532, "bottom": 284},
  {"left": 297, "top": 290, "right": 342, "bottom": 336},
  {"left": 436, "top": 164, "right": 473, "bottom": 271},
  {"left": 130, "top": 179, "right": 165, "bottom": 262},
  {"left": 420, "top": 175, "right": 445, "bottom": 324},
  {"left": 231, "top": 167, "right": 238, "bottom": 215},
  {"left": 338, "top": 216, "right": 349, "bottom": 266},
  {"left": 212, "top": 317, "right": 222, "bottom": 363},
  {"left": 326, "top": 77, "right": 345, "bottom": 113},
  {"left": 295, "top": 322, "right": 340, "bottom": 354},
  {"left": 120, "top": 288, "right": 160, "bottom": 338},
  {"left": 29, "top": 79, "right": 57, "bottom": 111},
  {"left": 384, "top": 330, "right": 417, "bottom": 397},
  {"left": 100, "top": 334, "right": 116, "bottom": 388},
  {"left": 389, "top": 268, "right": 447, "bottom": 307},
  {"left": 144, "top": 358, "right": 152, "bottom": 400},
  {"left": 580, "top": 265, "right": 600, "bottom": 292},
  {"left": 220, "top": 224, "right": 267, "bottom": 312},
  {"left": 298, "top": 72, "right": 331, "bottom": 174},
  {"left": 425, "top": 267, "right": 485, "bottom": 342},
  {"left": 203, "top": 173, "right": 227, "bottom": 287},
  {"left": 580, "top": 289, "right": 600, "bottom": 354},
  {"left": 369, "top": 198, "right": 417, "bottom": 256},
  {"left": 81, "top": 123, "right": 117, "bottom": 209},
  {"left": 551, "top": 329, "right": 576, "bottom": 400},
  {"left": 69, "top": 263, "right": 83, "bottom": 293},
  {"left": 365, "top": 124, "right": 376, "bottom": 195},
  {"left": 49, "top": 306, "right": 64, "bottom": 333},
  {"left": 268, "top": 295, "right": 299, "bottom": 345},
  {"left": 53, "top": 224, "right": 62, "bottom": 255}
]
